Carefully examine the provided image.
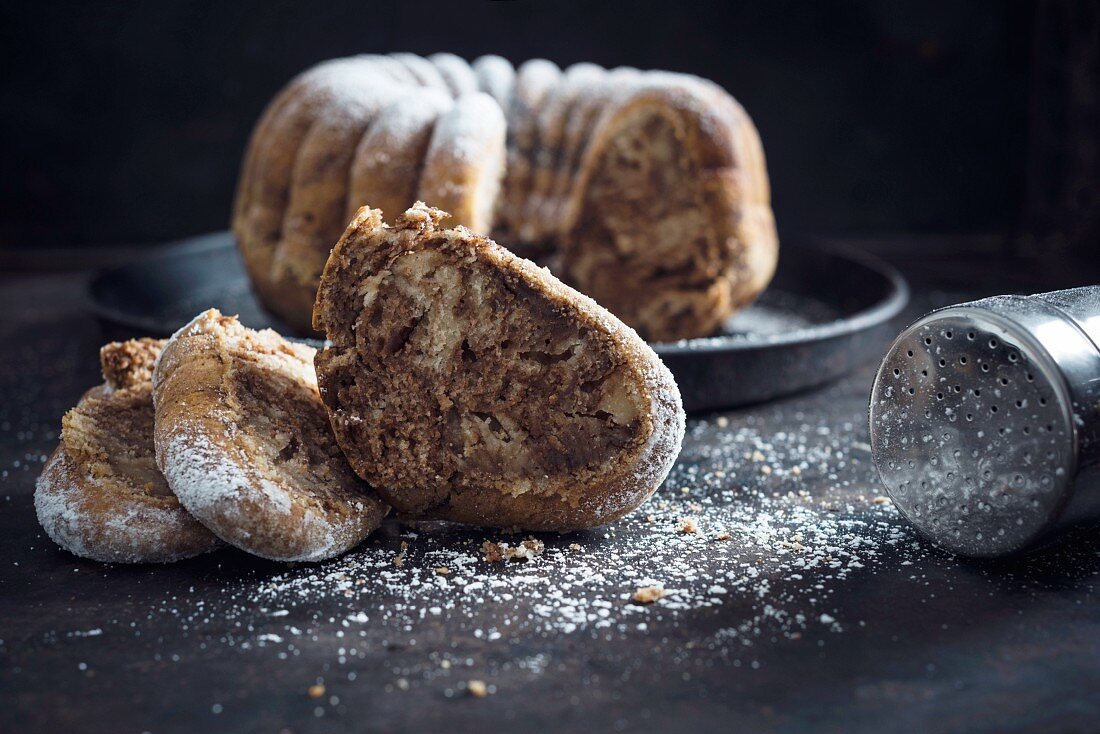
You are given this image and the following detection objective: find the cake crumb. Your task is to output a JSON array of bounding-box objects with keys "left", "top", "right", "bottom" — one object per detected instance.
[
  {"left": 872, "top": 496, "right": 892, "bottom": 505},
  {"left": 632, "top": 585, "right": 667, "bottom": 604},
  {"left": 568, "top": 543, "right": 582, "bottom": 552},
  {"left": 503, "top": 537, "right": 545, "bottom": 561},
  {"left": 482, "top": 538, "right": 544, "bottom": 562},
  {"left": 677, "top": 517, "right": 699, "bottom": 534},
  {"left": 716, "top": 530, "right": 731, "bottom": 541},
  {"left": 308, "top": 684, "right": 326, "bottom": 699},
  {"left": 466, "top": 680, "right": 488, "bottom": 698},
  {"left": 481, "top": 541, "right": 503, "bottom": 563},
  {"left": 393, "top": 541, "right": 408, "bottom": 567},
  {"left": 435, "top": 567, "right": 451, "bottom": 576}
]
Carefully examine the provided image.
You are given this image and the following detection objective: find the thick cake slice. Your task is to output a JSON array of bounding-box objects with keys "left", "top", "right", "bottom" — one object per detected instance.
[
  {"left": 35, "top": 339, "right": 222, "bottom": 563},
  {"left": 312, "top": 203, "right": 685, "bottom": 531},
  {"left": 153, "top": 310, "right": 388, "bottom": 562}
]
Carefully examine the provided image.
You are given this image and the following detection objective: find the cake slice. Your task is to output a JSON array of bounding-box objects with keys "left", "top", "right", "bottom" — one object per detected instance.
[
  {"left": 35, "top": 339, "right": 222, "bottom": 563},
  {"left": 312, "top": 203, "right": 685, "bottom": 531},
  {"left": 153, "top": 310, "right": 388, "bottom": 562}
]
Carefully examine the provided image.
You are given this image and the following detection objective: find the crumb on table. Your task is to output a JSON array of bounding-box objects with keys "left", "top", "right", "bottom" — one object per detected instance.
[
  {"left": 482, "top": 538, "right": 545, "bottom": 562},
  {"left": 677, "top": 517, "right": 699, "bottom": 534},
  {"left": 481, "top": 540, "right": 503, "bottom": 563},
  {"left": 632, "top": 585, "right": 667, "bottom": 604},
  {"left": 393, "top": 541, "right": 408, "bottom": 567}
]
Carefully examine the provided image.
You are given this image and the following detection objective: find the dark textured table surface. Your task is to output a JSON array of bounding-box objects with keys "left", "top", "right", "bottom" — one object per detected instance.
[{"left": 2, "top": 247, "right": 1100, "bottom": 734}]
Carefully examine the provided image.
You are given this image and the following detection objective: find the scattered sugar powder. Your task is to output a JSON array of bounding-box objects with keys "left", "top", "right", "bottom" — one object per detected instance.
[{"left": 40, "top": 409, "right": 944, "bottom": 677}]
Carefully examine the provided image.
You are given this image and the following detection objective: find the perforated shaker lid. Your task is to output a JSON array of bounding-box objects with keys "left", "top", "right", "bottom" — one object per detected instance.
[{"left": 869, "top": 307, "right": 1078, "bottom": 557}]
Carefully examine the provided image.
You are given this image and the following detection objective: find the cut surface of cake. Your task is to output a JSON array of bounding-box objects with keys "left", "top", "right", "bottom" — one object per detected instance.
[{"left": 312, "top": 204, "right": 685, "bottom": 531}]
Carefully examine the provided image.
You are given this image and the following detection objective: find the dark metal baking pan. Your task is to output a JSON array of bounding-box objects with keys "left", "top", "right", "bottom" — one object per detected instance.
[{"left": 88, "top": 232, "right": 908, "bottom": 411}]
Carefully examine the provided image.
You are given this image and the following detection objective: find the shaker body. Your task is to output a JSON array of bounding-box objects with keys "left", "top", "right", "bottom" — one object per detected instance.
[{"left": 869, "top": 286, "right": 1100, "bottom": 557}]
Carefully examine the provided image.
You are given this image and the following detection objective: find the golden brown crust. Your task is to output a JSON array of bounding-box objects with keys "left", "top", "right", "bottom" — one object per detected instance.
[
  {"left": 313, "top": 204, "right": 685, "bottom": 531},
  {"left": 34, "top": 341, "right": 222, "bottom": 563},
  {"left": 153, "top": 310, "right": 388, "bottom": 562}
]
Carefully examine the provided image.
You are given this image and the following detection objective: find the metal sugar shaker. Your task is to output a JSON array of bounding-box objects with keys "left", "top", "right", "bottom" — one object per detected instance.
[{"left": 869, "top": 286, "right": 1100, "bottom": 557}]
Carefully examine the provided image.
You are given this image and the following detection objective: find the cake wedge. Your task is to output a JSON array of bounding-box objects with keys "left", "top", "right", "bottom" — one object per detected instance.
[{"left": 312, "top": 203, "right": 685, "bottom": 531}]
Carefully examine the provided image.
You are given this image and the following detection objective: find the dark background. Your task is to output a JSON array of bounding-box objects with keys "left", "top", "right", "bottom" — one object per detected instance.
[{"left": 0, "top": 1, "right": 1096, "bottom": 255}]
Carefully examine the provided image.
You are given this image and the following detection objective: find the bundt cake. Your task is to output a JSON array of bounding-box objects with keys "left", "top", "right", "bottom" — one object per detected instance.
[
  {"left": 233, "top": 53, "right": 777, "bottom": 342},
  {"left": 312, "top": 204, "right": 685, "bottom": 531}
]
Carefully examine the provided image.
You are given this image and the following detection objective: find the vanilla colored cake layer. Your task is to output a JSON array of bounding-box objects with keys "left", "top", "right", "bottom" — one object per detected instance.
[{"left": 312, "top": 204, "right": 685, "bottom": 531}]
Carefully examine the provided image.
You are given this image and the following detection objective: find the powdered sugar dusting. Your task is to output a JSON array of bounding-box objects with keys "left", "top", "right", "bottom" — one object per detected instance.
[
  {"left": 41, "top": 408, "right": 934, "bottom": 680},
  {"left": 428, "top": 53, "right": 479, "bottom": 97},
  {"left": 427, "top": 93, "right": 506, "bottom": 165},
  {"left": 472, "top": 54, "right": 515, "bottom": 109}
]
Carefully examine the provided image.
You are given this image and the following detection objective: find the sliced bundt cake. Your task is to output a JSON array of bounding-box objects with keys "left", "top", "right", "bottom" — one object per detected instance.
[{"left": 233, "top": 53, "right": 777, "bottom": 342}]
